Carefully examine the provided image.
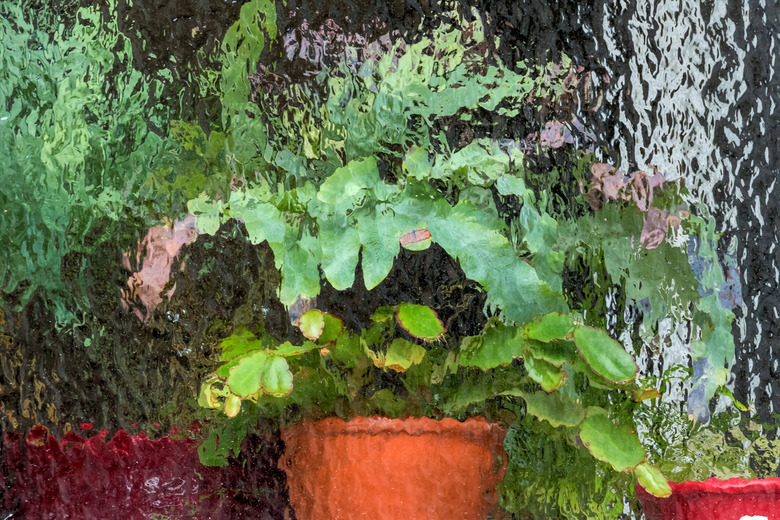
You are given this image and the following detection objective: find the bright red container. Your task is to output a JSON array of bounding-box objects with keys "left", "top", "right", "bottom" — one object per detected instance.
[
  {"left": 280, "top": 416, "right": 508, "bottom": 520},
  {"left": 637, "top": 478, "right": 780, "bottom": 520}
]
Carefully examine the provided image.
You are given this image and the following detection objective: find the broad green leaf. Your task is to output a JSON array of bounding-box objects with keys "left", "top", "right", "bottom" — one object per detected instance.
[
  {"left": 187, "top": 194, "right": 222, "bottom": 236},
  {"left": 496, "top": 175, "right": 529, "bottom": 197},
  {"left": 459, "top": 323, "right": 523, "bottom": 370},
  {"left": 523, "top": 338, "right": 575, "bottom": 367},
  {"left": 437, "top": 366, "right": 526, "bottom": 414},
  {"left": 579, "top": 411, "right": 645, "bottom": 472},
  {"left": 525, "top": 313, "right": 574, "bottom": 342},
  {"left": 574, "top": 326, "right": 637, "bottom": 383},
  {"left": 429, "top": 201, "right": 567, "bottom": 323},
  {"left": 299, "top": 309, "right": 325, "bottom": 340},
  {"left": 384, "top": 338, "right": 427, "bottom": 372},
  {"left": 261, "top": 355, "right": 293, "bottom": 396},
  {"left": 396, "top": 303, "right": 445, "bottom": 341},
  {"left": 519, "top": 203, "right": 564, "bottom": 291},
  {"left": 317, "top": 157, "right": 379, "bottom": 206},
  {"left": 273, "top": 226, "right": 322, "bottom": 306},
  {"left": 357, "top": 207, "right": 400, "bottom": 289},
  {"left": 319, "top": 215, "right": 360, "bottom": 290},
  {"left": 227, "top": 351, "right": 267, "bottom": 397},
  {"left": 524, "top": 355, "right": 565, "bottom": 392},
  {"left": 226, "top": 192, "right": 285, "bottom": 245},
  {"left": 507, "top": 390, "right": 585, "bottom": 427},
  {"left": 445, "top": 139, "right": 509, "bottom": 186},
  {"left": 329, "top": 332, "right": 363, "bottom": 366},
  {"left": 403, "top": 146, "right": 432, "bottom": 180},
  {"left": 318, "top": 313, "right": 344, "bottom": 344},
  {"left": 635, "top": 462, "right": 672, "bottom": 498},
  {"left": 219, "top": 329, "right": 262, "bottom": 362}
]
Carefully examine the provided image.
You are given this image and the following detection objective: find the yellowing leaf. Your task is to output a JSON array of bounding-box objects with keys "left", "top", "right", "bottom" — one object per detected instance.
[
  {"left": 635, "top": 462, "right": 672, "bottom": 498},
  {"left": 299, "top": 309, "right": 325, "bottom": 340},
  {"left": 384, "top": 338, "right": 426, "bottom": 372}
]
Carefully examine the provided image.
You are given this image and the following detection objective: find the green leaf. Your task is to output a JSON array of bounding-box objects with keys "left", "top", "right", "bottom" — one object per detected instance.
[
  {"left": 198, "top": 377, "right": 227, "bottom": 409},
  {"left": 429, "top": 200, "right": 567, "bottom": 324},
  {"left": 187, "top": 194, "right": 222, "bottom": 236},
  {"left": 273, "top": 226, "right": 322, "bottom": 306},
  {"left": 370, "top": 389, "right": 407, "bottom": 417},
  {"left": 227, "top": 351, "right": 267, "bottom": 397},
  {"left": 272, "top": 340, "right": 319, "bottom": 357},
  {"left": 318, "top": 313, "right": 344, "bottom": 345},
  {"left": 403, "top": 146, "right": 432, "bottom": 180},
  {"left": 396, "top": 303, "right": 445, "bottom": 341},
  {"left": 573, "top": 326, "right": 637, "bottom": 383},
  {"left": 329, "top": 332, "right": 363, "bottom": 366},
  {"left": 319, "top": 214, "right": 360, "bottom": 290},
  {"left": 298, "top": 309, "right": 325, "bottom": 340},
  {"left": 444, "top": 138, "right": 509, "bottom": 185},
  {"left": 524, "top": 355, "right": 565, "bottom": 392},
  {"left": 198, "top": 429, "right": 229, "bottom": 467},
  {"left": 519, "top": 203, "right": 564, "bottom": 292},
  {"left": 459, "top": 323, "right": 523, "bottom": 370},
  {"left": 635, "top": 462, "right": 672, "bottom": 498},
  {"left": 384, "top": 338, "right": 427, "bottom": 372},
  {"left": 219, "top": 329, "right": 262, "bottom": 362},
  {"left": 579, "top": 411, "right": 645, "bottom": 472},
  {"left": 507, "top": 390, "right": 585, "bottom": 427},
  {"left": 496, "top": 175, "right": 529, "bottom": 197},
  {"left": 317, "top": 157, "right": 379, "bottom": 206},
  {"left": 226, "top": 191, "right": 285, "bottom": 245},
  {"left": 525, "top": 313, "right": 574, "bottom": 342},
  {"left": 523, "top": 338, "right": 575, "bottom": 367},
  {"left": 357, "top": 207, "right": 400, "bottom": 289},
  {"left": 261, "top": 355, "right": 293, "bottom": 396}
]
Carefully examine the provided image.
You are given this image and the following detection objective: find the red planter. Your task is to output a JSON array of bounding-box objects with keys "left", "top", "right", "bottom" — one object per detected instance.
[
  {"left": 1, "top": 426, "right": 292, "bottom": 519},
  {"left": 637, "top": 478, "right": 780, "bottom": 520},
  {"left": 280, "top": 416, "right": 508, "bottom": 520},
  {"left": 1, "top": 426, "right": 224, "bottom": 519}
]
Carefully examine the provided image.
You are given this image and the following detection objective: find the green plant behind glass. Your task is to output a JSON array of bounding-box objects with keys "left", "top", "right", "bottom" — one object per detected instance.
[
  {"left": 0, "top": 1, "right": 176, "bottom": 326},
  {"left": 179, "top": 3, "right": 749, "bottom": 505}
]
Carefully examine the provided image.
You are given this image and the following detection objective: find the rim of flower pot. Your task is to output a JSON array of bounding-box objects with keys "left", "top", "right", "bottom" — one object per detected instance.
[
  {"left": 281, "top": 415, "right": 507, "bottom": 445},
  {"left": 666, "top": 477, "right": 780, "bottom": 494}
]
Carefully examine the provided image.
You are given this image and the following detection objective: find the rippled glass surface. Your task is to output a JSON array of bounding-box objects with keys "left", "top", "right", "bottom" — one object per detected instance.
[{"left": 0, "top": 1, "right": 776, "bottom": 518}]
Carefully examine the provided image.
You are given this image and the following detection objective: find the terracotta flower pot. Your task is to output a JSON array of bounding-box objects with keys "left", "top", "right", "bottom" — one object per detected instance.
[
  {"left": 637, "top": 478, "right": 780, "bottom": 520},
  {"left": 280, "top": 416, "right": 507, "bottom": 520}
]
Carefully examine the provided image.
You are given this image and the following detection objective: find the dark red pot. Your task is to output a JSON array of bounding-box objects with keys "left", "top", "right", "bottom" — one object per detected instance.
[
  {"left": 637, "top": 478, "right": 780, "bottom": 520},
  {"left": 1, "top": 426, "right": 225, "bottom": 519}
]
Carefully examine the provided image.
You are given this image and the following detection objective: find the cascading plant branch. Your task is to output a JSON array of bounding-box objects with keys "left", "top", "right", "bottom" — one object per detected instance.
[{"left": 188, "top": 0, "right": 737, "bottom": 507}]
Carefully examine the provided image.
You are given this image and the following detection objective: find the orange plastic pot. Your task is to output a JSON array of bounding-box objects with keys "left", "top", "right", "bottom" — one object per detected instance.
[{"left": 280, "top": 416, "right": 507, "bottom": 520}]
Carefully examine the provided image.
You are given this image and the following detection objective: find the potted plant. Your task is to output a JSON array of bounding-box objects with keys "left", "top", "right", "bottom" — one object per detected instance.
[
  {"left": 188, "top": 2, "right": 740, "bottom": 517},
  {"left": 0, "top": 0, "right": 740, "bottom": 517}
]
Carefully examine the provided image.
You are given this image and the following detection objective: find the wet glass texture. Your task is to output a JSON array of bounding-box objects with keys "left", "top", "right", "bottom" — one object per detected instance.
[{"left": 0, "top": 1, "right": 776, "bottom": 519}]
